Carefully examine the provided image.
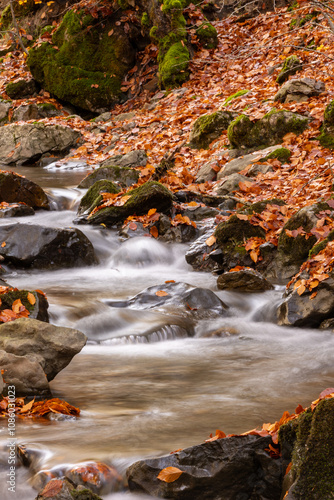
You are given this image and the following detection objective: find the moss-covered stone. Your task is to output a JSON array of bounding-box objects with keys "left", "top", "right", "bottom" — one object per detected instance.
[
  {"left": 83, "top": 181, "right": 173, "bottom": 226},
  {"left": 215, "top": 215, "right": 266, "bottom": 246},
  {"left": 70, "top": 487, "right": 103, "bottom": 499},
  {"left": 285, "top": 398, "right": 334, "bottom": 499},
  {"left": 262, "top": 147, "right": 291, "bottom": 163},
  {"left": 276, "top": 55, "right": 303, "bottom": 85},
  {"left": 223, "top": 89, "right": 249, "bottom": 107},
  {"left": 309, "top": 228, "right": 334, "bottom": 257},
  {"left": 189, "top": 110, "right": 237, "bottom": 149},
  {"left": 5, "top": 79, "right": 39, "bottom": 99},
  {"left": 228, "top": 110, "right": 309, "bottom": 150},
  {"left": 159, "top": 41, "right": 190, "bottom": 88},
  {"left": 195, "top": 22, "right": 218, "bottom": 49},
  {"left": 27, "top": 10, "right": 135, "bottom": 112},
  {"left": 141, "top": 12, "right": 150, "bottom": 27},
  {"left": 78, "top": 165, "right": 139, "bottom": 189},
  {"left": 77, "top": 180, "right": 120, "bottom": 216},
  {"left": 0, "top": 289, "right": 49, "bottom": 322},
  {"left": 319, "top": 99, "right": 334, "bottom": 149},
  {"left": 242, "top": 198, "right": 285, "bottom": 215}
]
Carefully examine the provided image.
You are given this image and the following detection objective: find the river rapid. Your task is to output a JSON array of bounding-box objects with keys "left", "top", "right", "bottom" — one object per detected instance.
[{"left": 1, "top": 164, "right": 334, "bottom": 500}]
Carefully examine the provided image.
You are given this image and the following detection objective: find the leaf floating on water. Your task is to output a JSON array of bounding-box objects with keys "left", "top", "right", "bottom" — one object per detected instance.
[{"left": 157, "top": 466, "right": 184, "bottom": 483}]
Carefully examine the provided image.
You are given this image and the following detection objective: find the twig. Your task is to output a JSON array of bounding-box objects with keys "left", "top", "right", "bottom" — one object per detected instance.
[{"left": 9, "top": 0, "right": 27, "bottom": 55}]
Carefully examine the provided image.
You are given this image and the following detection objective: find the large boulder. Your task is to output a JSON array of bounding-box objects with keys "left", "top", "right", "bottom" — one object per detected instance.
[
  {"left": 0, "top": 318, "right": 87, "bottom": 395},
  {"left": 0, "top": 223, "right": 97, "bottom": 269},
  {"left": 27, "top": 10, "right": 135, "bottom": 113},
  {"left": 279, "top": 397, "right": 334, "bottom": 499},
  {"left": 0, "top": 171, "right": 49, "bottom": 209},
  {"left": 0, "top": 350, "right": 50, "bottom": 396},
  {"left": 227, "top": 110, "right": 309, "bottom": 152},
  {"left": 107, "top": 281, "right": 228, "bottom": 320},
  {"left": 127, "top": 434, "right": 282, "bottom": 499},
  {"left": 79, "top": 181, "right": 173, "bottom": 226},
  {"left": 274, "top": 78, "right": 325, "bottom": 103},
  {"left": 189, "top": 110, "right": 237, "bottom": 149},
  {"left": 0, "top": 122, "right": 81, "bottom": 165}
]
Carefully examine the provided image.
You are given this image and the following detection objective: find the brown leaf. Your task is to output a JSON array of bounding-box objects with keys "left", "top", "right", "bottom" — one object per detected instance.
[
  {"left": 27, "top": 292, "right": 36, "bottom": 305},
  {"left": 157, "top": 466, "right": 184, "bottom": 483},
  {"left": 156, "top": 290, "right": 169, "bottom": 297},
  {"left": 150, "top": 226, "right": 159, "bottom": 238},
  {"left": 205, "top": 235, "right": 216, "bottom": 247}
]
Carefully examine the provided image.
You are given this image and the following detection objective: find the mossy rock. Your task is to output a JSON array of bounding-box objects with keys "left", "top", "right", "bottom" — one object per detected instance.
[
  {"left": 83, "top": 181, "right": 173, "bottom": 226},
  {"left": 319, "top": 100, "right": 334, "bottom": 149},
  {"left": 27, "top": 10, "right": 135, "bottom": 112},
  {"left": 262, "top": 147, "right": 291, "bottom": 163},
  {"left": 189, "top": 110, "right": 238, "bottom": 149},
  {"left": 215, "top": 215, "right": 266, "bottom": 246},
  {"left": 228, "top": 110, "right": 309, "bottom": 150},
  {"left": 282, "top": 399, "right": 334, "bottom": 499},
  {"left": 159, "top": 42, "right": 190, "bottom": 88},
  {"left": 309, "top": 228, "right": 334, "bottom": 257},
  {"left": 77, "top": 180, "right": 120, "bottom": 216},
  {"left": 276, "top": 55, "right": 302, "bottom": 85},
  {"left": 242, "top": 198, "right": 285, "bottom": 215},
  {"left": 78, "top": 165, "right": 139, "bottom": 189},
  {"left": 278, "top": 202, "right": 331, "bottom": 266},
  {"left": 195, "top": 22, "right": 218, "bottom": 49},
  {"left": 5, "top": 79, "right": 39, "bottom": 99}
]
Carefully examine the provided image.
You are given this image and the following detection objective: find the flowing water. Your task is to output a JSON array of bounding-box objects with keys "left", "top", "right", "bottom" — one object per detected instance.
[{"left": 1, "top": 165, "right": 334, "bottom": 499}]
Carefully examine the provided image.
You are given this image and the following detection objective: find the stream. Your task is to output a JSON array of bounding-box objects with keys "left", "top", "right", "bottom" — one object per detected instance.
[{"left": 1, "top": 164, "right": 334, "bottom": 500}]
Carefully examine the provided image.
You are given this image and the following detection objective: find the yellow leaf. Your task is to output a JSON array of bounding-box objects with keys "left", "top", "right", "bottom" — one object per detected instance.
[
  {"left": 157, "top": 467, "right": 184, "bottom": 483},
  {"left": 27, "top": 292, "right": 36, "bottom": 305}
]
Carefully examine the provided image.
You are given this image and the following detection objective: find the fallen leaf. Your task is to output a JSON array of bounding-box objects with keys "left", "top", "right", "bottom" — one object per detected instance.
[
  {"left": 27, "top": 292, "right": 36, "bottom": 305},
  {"left": 156, "top": 290, "right": 169, "bottom": 297},
  {"left": 157, "top": 467, "right": 184, "bottom": 483},
  {"left": 205, "top": 235, "right": 216, "bottom": 247}
]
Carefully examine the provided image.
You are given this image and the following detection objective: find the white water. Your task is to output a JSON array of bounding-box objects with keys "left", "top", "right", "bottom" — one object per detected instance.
[{"left": 0, "top": 167, "right": 333, "bottom": 500}]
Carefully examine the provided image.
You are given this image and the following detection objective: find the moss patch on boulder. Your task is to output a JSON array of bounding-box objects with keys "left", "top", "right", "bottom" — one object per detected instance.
[
  {"left": 319, "top": 99, "right": 334, "bottom": 149},
  {"left": 77, "top": 180, "right": 120, "bottom": 216},
  {"left": 78, "top": 165, "right": 140, "bottom": 189},
  {"left": 159, "top": 41, "right": 190, "bottom": 88},
  {"left": 189, "top": 110, "right": 238, "bottom": 149},
  {"left": 222, "top": 89, "right": 249, "bottom": 107},
  {"left": 27, "top": 9, "right": 135, "bottom": 112},
  {"left": 195, "top": 22, "right": 218, "bottom": 49},
  {"left": 276, "top": 55, "right": 302, "bottom": 85}
]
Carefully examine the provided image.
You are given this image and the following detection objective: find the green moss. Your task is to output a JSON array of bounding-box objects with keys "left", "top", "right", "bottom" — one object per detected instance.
[
  {"left": 289, "top": 399, "right": 334, "bottom": 499},
  {"left": 149, "top": 26, "right": 158, "bottom": 42},
  {"left": 117, "top": 0, "right": 128, "bottom": 8},
  {"left": 319, "top": 132, "right": 334, "bottom": 149},
  {"left": 37, "top": 102, "right": 56, "bottom": 111},
  {"left": 0, "top": 290, "right": 38, "bottom": 315},
  {"left": 141, "top": 12, "right": 150, "bottom": 27},
  {"left": 223, "top": 89, "right": 249, "bottom": 107},
  {"left": 276, "top": 55, "right": 302, "bottom": 84},
  {"left": 159, "top": 42, "right": 189, "bottom": 88},
  {"left": 189, "top": 110, "right": 237, "bottom": 149},
  {"left": 215, "top": 215, "right": 266, "bottom": 246},
  {"left": 78, "top": 179, "right": 120, "bottom": 215},
  {"left": 309, "top": 229, "right": 334, "bottom": 257},
  {"left": 40, "top": 25, "right": 53, "bottom": 35},
  {"left": 195, "top": 22, "right": 218, "bottom": 49},
  {"left": 263, "top": 147, "right": 291, "bottom": 163},
  {"left": 242, "top": 198, "right": 285, "bottom": 215},
  {"left": 27, "top": 9, "right": 134, "bottom": 111},
  {"left": 70, "top": 488, "right": 102, "bottom": 499},
  {"left": 78, "top": 165, "right": 139, "bottom": 189},
  {"left": 227, "top": 114, "right": 253, "bottom": 148}
]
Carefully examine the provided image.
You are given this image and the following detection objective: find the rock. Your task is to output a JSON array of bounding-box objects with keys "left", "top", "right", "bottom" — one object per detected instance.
[
  {"left": 217, "top": 269, "right": 274, "bottom": 292},
  {"left": 0, "top": 317, "right": 87, "bottom": 382},
  {"left": 185, "top": 231, "right": 221, "bottom": 272},
  {"left": 27, "top": 10, "right": 135, "bottom": 112},
  {"left": 159, "top": 223, "right": 198, "bottom": 243},
  {"left": 80, "top": 181, "right": 173, "bottom": 226},
  {"left": 195, "top": 22, "right": 218, "bottom": 49},
  {"left": 196, "top": 159, "right": 219, "bottom": 183},
  {"left": 319, "top": 317, "right": 334, "bottom": 330},
  {"left": 0, "top": 223, "right": 97, "bottom": 269},
  {"left": 35, "top": 477, "right": 103, "bottom": 499},
  {"left": 227, "top": 110, "right": 309, "bottom": 152},
  {"left": 113, "top": 112, "right": 136, "bottom": 122},
  {"left": 275, "top": 202, "right": 331, "bottom": 279},
  {"left": 274, "top": 78, "right": 325, "bottom": 103},
  {"left": 213, "top": 173, "right": 249, "bottom": 195},
  {"left": 319, "top": 99, "right": 334, "bottom": 148},
  {"left": 12, "top": 102, "right": 64, "bottom": 122},
  {"left": 66, "top": 461, "right": 124, "bottom": 495},
  {"left": 0, "top": 171, "right": 49, "bottom": 209},
  {"left": 0, "top": 100, "right": 11, "bottom": 123},
  {"left": 276, "top": 55, "right": 302, "bottom": 84},
  {"left": 279, "top": 398, "right": 334, "bottom": 499},
  {"left": 127, "top": 434, "right": 282, "bottom": 500},
  {"left": 189, "top": 110, "right": 238, "bottom": 149},
  {"left": 277, "top": 278, "right": 334, "bottom": 327},
  {"left": 0, "top": 202, "right": 35, "bottom": 217},
  {"left": 248, "top": 163, "right": 274, "bottom": 177},
  {"left": 78, "top": 165, "right": 139, "bottom": 189},
  {"left": 0, "top": 350, "right": 50, "bottom": 396},
  {"left": 99, "top": 150, "right": 147, "bottom": 169},
  {"left": 5, "top": 78, "right": 39, "bottom": 99},
  {"left": 217, "top": 145, "right": 283, "bottom": 179},
  {"left": 77, "top": 180, "right": 120, "bottom": 216},
  {"left": 0, "top": 122, "right": 81, "bottom": 165},
  {"left": 181, "top": 205, "right": 219, "bottom": 221},
  {"left": 107, "top": 281, "right": 228, "bottom": 320}
]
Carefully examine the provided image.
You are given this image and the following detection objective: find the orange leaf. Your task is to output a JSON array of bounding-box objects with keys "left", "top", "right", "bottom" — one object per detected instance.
[
  {"left": 12, "top": 299, "right": 23, "bottom": 314},
  {"left": 19, "top": 398, "right": 35, "bottom": 414},
  {"left": 297, "top": 284, "right": 306, "bottom": 295},
  {"left": 150, "top": 226, "right": 159, "bottom": 238},
  {"left": 236, "top": 214, "right": 249, "bottom": 221},
  {"left": 165, "top": 280, "right": 175, "bottom": 283},
  {"left": 128, "top": 222, "right": 137, "bottom": 231},
  {"left": 156, "top": 290, "right": 169, "bottom": 297},
  {"left": 157, "top": 467, "right": 184, "bottom": 483},
  {"left": 148, "top": 208, "right": 157, "bottom": 216},
  {"left": 27, "top": 292, "right": 36, "bottom": 305},
  {"left": 250, "top": 249, "right": 258, "bottom": 263},
  {"left": 1, "top": 242, "right": 6, "bottom": 247},
  {"left": 205, "top": 235, "right": 216, "bottom": 247}
]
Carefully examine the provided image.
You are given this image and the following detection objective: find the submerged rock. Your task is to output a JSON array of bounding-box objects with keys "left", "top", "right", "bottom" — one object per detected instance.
[
  {"left": 127, "top": 434, "right": 282, "bottom": 499},
  {"left": 0, "top": 223, "right": 97, "bottom": 269}
]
